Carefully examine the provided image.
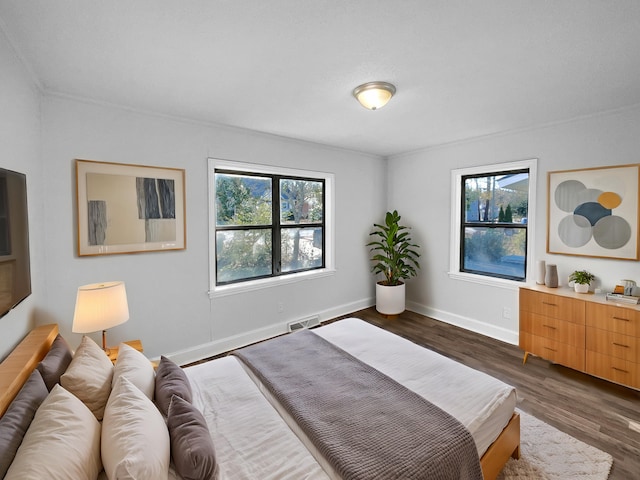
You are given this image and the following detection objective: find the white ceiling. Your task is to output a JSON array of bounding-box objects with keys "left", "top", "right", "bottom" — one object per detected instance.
[{"left": 2, "top": 1, "right": 640, "bottom": 157}]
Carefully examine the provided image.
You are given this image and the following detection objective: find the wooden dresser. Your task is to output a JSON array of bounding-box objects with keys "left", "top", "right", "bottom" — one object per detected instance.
[{"left": 519, "top": 285, "right": 640, "bottom": 390}]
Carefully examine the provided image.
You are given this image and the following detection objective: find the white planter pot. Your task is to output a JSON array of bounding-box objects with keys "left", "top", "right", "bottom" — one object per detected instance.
[
  {"left": 375, "top": 282, "right": 405, "bottom": 315},
  {"left": 574, "top": 283, "right": 589, "bottom": 293}
]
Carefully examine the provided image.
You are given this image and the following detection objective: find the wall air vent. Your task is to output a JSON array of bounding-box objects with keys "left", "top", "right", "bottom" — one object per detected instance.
[{"left": 287, "top": 315, "right": 320, "bottom": 332}]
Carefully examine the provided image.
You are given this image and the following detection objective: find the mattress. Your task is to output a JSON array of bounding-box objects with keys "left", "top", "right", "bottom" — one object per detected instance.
[{"left": 184, "top": 317, "right": 517, "bottom": 479}]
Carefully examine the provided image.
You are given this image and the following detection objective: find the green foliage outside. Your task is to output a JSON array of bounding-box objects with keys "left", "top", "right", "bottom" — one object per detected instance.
[
  {"left": 464, "top": 173, "right": 527, "bottom": 270},
  {"left": 465, "top": 229, "right": 506, "bottom": 262},
  {"left": 216, "top": 175, "right": 272, "bottom": 226},
  {"left": 504, "top": 204, "right": 513, "bottom": 222},
  {"left": 280, "top": 179, "right": 323, "bottom": 224},
  {"left": 215, "top": 174, "right": 323, "bottom": 282},
  {"left": 465, "top": 175, "right": 527, "bottom": 223},
  {"left": 464, "top": 228, "right": 526, "bottom": 265}
]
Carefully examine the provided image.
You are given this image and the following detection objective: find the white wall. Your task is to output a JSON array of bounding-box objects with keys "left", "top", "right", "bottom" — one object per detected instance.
[
  {"left": 387, "top": 106, "right": 640, "bottom": 344},
  {"left": 0, "top": 30, "right": 45, "bottom": 360},
  {"left": 5, "top": 22, "right": 639, "bottom": 362},
  {"left": 40, "top": 95, "right": 386, "bottom": 361}
]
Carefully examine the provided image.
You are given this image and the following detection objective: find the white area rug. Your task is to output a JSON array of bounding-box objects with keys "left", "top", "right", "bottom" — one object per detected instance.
[{"left": 499, "top": 410, "right": 613, "bottom": 480}]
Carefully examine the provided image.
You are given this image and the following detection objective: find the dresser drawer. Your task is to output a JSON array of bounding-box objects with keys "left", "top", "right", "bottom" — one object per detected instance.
[
  {"left": 520, "top": 311, "right": 585, "bottom": 347},
  {"left": 520, "top": 332, "right": 585, "bottom": 371},
  {"left": 586, "top": 303, "right": 640, "bottom": 337},
  {"left": 586, "top": 327, "right": 640, "bottom": 362},
  {"left": 520, "top": 289, "right": 585, "bottom": 324},
  {"left": 586, "top": 351, "right": 639, "bottom": 389}
]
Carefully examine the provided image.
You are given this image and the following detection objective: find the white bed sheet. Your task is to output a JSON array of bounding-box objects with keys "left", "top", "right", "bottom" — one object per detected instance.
[
  {"left": 185, "top": 356, "right": 329, "bottom": 480},
  {"left": 312, "top": 318, "right": 517, "bottom": 456}
]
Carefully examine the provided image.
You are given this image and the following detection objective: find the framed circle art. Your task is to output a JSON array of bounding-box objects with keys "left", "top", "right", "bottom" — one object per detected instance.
[{"left": 547, "top": 164, "right": 639, "bottom": 260}]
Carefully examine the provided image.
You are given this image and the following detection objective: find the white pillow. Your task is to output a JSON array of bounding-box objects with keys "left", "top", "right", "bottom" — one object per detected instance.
[
  {"left": 102, "top": 376, "right": 170, "bottom": 480},
  {"left": 4, "top": 384, "right": 102, "bottom": 480},
  {"left": 60, "top": 335, "right": 114, "bottom": 420},
  {"left": 113, "top": 342, "right": 155, "bottom": 400}
]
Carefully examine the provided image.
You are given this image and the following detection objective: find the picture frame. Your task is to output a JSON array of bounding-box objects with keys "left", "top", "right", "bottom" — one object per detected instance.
[
  {"left": 547, "top": 164, "right": 639, "bottom": 260},
  {"left": 76, "top": 159, "right": 186, "bottom": 256}
]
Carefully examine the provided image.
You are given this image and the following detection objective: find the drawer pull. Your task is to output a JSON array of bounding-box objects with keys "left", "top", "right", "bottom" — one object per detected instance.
[
  {"left": 612, "top": 342, "right": 630, "bottom": 348},
  {"left": 612, "top": 367, "right": 629, "bottom": 374},
  {"left": 542, "top": 302, "right": 557, "bottom": 306},
  {"left": 543, "top": 324, "right": 556, "bottom": 330},
  {"left": 612, "top": 316, "right": 630, "bottom": 322},
  {"left": 543, "top": 346, "right": 557, "bottom": 352}
]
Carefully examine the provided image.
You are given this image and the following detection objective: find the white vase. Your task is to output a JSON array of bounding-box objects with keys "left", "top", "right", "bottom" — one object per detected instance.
[
  {"left": 535, "top": 260, "right": 546, "bottom": 285},
  {"left": 574, "top": 283, "right": 589, "bottom": 293},
  {"left": 375, "top": 282, "right": 405, "bottom": 315}
]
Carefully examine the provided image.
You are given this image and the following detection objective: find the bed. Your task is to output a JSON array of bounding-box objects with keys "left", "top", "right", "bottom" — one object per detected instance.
[{"left": 0, "top": 318, "right": 520, "bottom": 480}]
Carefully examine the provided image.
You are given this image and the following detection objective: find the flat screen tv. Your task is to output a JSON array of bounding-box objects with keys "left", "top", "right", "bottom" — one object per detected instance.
[{"left": 0, "top": 168, "right": 31, "bottom": 318}]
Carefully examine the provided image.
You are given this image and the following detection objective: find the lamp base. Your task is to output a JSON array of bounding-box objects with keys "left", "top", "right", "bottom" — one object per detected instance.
[{"left": 102, "top": 330, "right": 112, "bottom": 356}]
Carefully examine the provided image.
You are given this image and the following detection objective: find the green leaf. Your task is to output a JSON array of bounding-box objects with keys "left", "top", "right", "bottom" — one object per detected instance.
[{"left": 367, "top": 210, "right": 421, "bottom": 284}]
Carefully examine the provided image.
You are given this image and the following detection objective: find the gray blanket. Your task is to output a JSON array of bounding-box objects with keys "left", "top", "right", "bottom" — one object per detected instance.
[{"left": 233, "top": 329, "right": 482, "bottom": 480}]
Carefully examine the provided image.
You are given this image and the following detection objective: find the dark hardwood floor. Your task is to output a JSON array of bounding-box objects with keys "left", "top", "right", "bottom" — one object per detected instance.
[{"left": 334, "top": 308, "right": 640, "bottom": 479}]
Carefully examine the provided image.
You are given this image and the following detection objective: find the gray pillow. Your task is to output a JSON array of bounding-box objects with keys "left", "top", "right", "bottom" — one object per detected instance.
[
  {"left": 155, "top": 356, "right": 192, "bottom": 417},
  {"left": 167, "top": 395, "right": 217, "bottom": 480},
  {"left": 36, "top": 334, "right": 73, "bottom": 391},
  {"left": 0, "top": 369, "right": 49, "bottom": 478}
]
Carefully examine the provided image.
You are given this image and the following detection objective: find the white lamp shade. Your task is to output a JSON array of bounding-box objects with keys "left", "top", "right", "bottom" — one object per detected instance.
[
  {"left": 353, "top": 81, "right": 396, "bottom": 110},
  {"left": 72, "top": 281, "right": 129, "bottom": 333}
]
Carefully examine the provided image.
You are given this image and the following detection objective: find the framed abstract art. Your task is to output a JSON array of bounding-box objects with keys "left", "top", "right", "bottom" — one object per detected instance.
[
  {"left": 76, "top": 159, "right": 186, "bottom": 256},
  {"left": 547, "top": 164, "right": 639, "bottom": 260}
]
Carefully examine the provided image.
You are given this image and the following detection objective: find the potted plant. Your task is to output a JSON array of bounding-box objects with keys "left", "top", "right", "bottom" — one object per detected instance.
[
  {"left": 367, "top": 210, "right": 420, "bottom": 315},
  {"left": 568, "top": 270, "right": 595, "bottom": 293}
]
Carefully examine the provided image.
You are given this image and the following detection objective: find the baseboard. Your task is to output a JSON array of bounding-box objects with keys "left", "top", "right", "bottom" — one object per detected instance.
[
  {"left": 406, "top": 300, "right": 519, "bottom": 345},
  {"left": 161, "top": 297, "right": 375, "bottom": 366},
  {"left": 162, "top": 297, "right": 517, "bottom": 366}
]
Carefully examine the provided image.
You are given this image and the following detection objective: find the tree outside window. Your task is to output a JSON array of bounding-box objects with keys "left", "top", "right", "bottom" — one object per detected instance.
[
  {"left": 461, "top": 169, "right": 529, "bottom": 281},
  {"left": 214, "top": 170, "right": 324, "bottom": 285}
]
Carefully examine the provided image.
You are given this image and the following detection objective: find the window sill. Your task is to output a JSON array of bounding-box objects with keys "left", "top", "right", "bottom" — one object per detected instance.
[
  {"left": 208, "top": 268, "right": 336, "bottom": 298},
  {"left": 447, "top": 271, "right": 524, "bottom": 291}
]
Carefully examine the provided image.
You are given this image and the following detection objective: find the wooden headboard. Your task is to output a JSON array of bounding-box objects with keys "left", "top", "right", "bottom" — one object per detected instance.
[{"left": 0, "top": 324, "right": 58, "bottom": 417}]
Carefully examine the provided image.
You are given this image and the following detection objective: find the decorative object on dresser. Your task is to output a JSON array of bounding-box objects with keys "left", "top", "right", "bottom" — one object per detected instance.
[
  {"left": 367, "top": 210, "right": 420, "bottom": 316},
  {"left": 544, "top": 263, "right": 558, "bottom": 287},
  {"left": 619, "top": 279, "right": 636, "bottom": 296},
  {"left": 605, "top": 293, "right": 640, "bottom": 305},
  {"left": 606, "top": 280, "right": 639, "bottom": 303},
  {"left": 72, "top": 281, "right": 130, "bottom": 354},
  {"left": 535, "top": 260, "right": 546, "bottom": 285},
  {"left": 568, "top": 269, "right": 595, "bottom": 293},
  {"left": 520, "top": 285, "right": 640, "bottom": 389}
]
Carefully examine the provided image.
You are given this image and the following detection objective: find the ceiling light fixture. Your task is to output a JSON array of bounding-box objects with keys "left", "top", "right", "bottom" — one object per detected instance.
[{"left": 352, "top": 81, "right": 396, "bottom": 110}]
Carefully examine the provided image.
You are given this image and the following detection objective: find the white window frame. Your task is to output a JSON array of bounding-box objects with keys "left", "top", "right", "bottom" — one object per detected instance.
[
  {"left": 448, "top": 158, "right": 537, "bottom": 289},
  {"left": 208, "top": 158, "right": 335, "bottom": 298}
]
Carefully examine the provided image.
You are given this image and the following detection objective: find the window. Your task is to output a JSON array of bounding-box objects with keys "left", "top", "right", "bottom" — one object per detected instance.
[
  {"left": 209, "top": 159, "right": 334, "bottom": 293},
  {"left": 450, "top": 160, "right": 537, "bottom": 284}
]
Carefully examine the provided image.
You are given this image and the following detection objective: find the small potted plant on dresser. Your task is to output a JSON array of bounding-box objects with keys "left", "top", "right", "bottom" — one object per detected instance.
[
  {"left": 568, "top": 270, "right": 595, "bottom": 293},
  {"left": 367, "top": 210, "right": 420, "bottom": 316}
]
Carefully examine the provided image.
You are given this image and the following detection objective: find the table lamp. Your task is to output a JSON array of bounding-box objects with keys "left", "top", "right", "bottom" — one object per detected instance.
[{"left": 72, "top": 281, "right": 129, "bottom": 354}]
